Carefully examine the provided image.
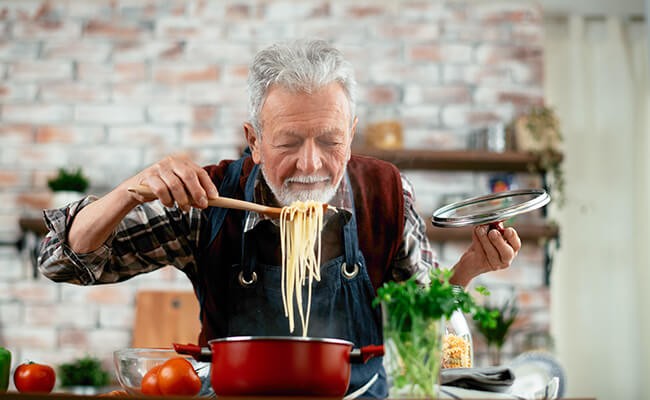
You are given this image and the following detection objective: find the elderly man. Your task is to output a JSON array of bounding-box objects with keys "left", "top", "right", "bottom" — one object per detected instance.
[{"left": 39, "top": 39, "right": 521, "bottom": 398}]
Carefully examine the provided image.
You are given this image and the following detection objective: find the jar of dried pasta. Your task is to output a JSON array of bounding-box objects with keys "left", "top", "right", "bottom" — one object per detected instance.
[{"left": 442, "top": 286, "right": 473, "bottom": 369}]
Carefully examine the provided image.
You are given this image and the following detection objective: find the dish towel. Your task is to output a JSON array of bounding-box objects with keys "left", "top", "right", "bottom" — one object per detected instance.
[{"left": 441, "top": 366, "right": 515, "bottom": 392}]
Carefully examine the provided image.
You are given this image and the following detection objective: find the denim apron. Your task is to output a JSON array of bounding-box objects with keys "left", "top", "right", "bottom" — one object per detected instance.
[{"left": 200, "top": 155, "right": 387, "bottom": 398}]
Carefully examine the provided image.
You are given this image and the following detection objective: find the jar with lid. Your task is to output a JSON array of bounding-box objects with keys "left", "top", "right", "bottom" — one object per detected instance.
[{"left": 442, "top": 286, "right": 473, "bottom": 369}]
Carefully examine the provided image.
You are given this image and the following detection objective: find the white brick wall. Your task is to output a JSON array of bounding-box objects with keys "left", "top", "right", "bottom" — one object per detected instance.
[
  {"left": 3, "top": 104, "right": 73, "bottom": 123},
  {"left": 0, "top": 0, "right": 548, "bottom": 373},
  {"left": 0, "top": 83, "right": 38, "bottom": 101},
  {"left": 75, "top": 104, "right": 146, "bottom": 124},
  {"left": 7, "top": 61, "right": 74, "bottom": 81}
]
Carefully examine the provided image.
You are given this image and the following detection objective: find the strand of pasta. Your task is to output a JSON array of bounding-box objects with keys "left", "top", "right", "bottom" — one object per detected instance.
[{"left": 279, "top": 201, "right": 324, "bottom": 337}]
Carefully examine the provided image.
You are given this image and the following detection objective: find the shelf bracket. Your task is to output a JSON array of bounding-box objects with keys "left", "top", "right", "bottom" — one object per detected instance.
[{"left": 544, "top": 235, "right": 561, "bottom": 286}]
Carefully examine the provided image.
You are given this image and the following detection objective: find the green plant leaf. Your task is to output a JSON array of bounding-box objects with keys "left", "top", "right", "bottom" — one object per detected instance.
[
  {"left": 474, "top": 297, "right": 519, "bottom": 348},
  {"left": 47, "top": 168, "right": 89, "bottom": 192},
  {"left": 475, "top": 286, "right": 490, "bottom": 296},
  {"left": 58, "top": 356, "right": 110, "bottom": 387}
]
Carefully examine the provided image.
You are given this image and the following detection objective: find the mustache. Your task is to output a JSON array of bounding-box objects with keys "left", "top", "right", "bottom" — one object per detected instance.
[{"left": 284, "top": 175, "right": 332, "bottom": 185}]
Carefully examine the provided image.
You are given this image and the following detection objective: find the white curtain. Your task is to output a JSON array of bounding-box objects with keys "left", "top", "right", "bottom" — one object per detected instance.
[{"left": 545, "top": 16, "right": 650, "bottom": 400}]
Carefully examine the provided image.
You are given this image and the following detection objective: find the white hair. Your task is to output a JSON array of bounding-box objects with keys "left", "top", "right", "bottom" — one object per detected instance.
[{"left": 247, "top": 39, "right": 357, "bottom": 137}]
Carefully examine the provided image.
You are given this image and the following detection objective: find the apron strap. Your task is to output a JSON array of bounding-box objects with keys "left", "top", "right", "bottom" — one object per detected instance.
[
  {"left": 342, "top": 173, "right": 361, "bottom": 268},
  {"left": 197, "top": 151, "right": 250, "bottom": 321},
  {"left": 240, "top": 163, "right": 260, "bottom": 277},
  {"left": 203, "top": 153, "right": 249, "bottom": 247}
]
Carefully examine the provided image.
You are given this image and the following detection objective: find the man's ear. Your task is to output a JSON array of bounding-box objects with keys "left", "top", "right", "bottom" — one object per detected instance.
[
  {"left": 243, "top": 123, "right": 262, "bottom": 164},
  {"left": 350, "top": 116, "right": 358, "bottom": 143},
  {"left": 347, "top": 116, "right": 358, "bottom": 161}
]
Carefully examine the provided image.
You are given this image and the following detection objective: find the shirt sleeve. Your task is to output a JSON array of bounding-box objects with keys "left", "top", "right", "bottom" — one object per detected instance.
[
  {"left": 38, "top": 196, "right": 203, "bottom": 285},
  {"left": 389, "top": 174, "right": 439, "bottom": 286}
]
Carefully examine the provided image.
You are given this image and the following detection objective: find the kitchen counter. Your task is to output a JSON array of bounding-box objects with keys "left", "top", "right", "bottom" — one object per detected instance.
[
  {"left": 0, "top": 394, "right": 347, "bottom": 400},
  {"left": 0, "top": 392, "right": 595, "bottom": 400}
]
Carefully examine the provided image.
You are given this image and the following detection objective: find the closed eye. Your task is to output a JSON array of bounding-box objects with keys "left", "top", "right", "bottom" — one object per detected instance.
[
  {"left": 318, "top": 135, "right": 344, "bottom": 146},
  {"left": 276, "top": 141, "right": 300, "bottom": 148}
]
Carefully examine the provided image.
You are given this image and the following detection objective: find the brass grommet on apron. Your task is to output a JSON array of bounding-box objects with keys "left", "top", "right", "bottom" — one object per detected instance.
[
  {"left": 238, "top": 270, "right": 258, "bottom": 287},
  {"left": 341, "top": 262, "right": 359, "bottom": 279}
]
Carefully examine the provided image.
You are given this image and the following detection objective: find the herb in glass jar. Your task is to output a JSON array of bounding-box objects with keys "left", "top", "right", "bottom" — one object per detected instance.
[{"left": 373, "top": 268, "right": 498, "bottom": 399}]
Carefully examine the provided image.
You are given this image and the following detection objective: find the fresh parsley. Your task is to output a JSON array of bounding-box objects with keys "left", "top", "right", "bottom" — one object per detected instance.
[{"left": 373, "top": 268, "right": 499, "bottom": 398}]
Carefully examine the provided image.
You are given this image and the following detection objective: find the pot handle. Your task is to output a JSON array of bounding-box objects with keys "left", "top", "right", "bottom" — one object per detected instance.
[
  {"left": 488, "top": 221, "right": 505, "bottom": 234},
  {"left": 350, "top": 345, "right": 384, "bottom": 364},
  {"left": 173, "top": 343, "right": 212, "bottom": 362}
]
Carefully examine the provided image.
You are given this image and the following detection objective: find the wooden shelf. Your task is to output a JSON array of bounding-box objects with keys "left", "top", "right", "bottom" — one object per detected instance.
[
  {"left": 19, "top": 216, "right": 48, "bottom": 236},
  {"left": 426, "top": 222, "right": 559, "bottom": 242},
  {"left": 352, "top": 148, "right": 561, "bottom": 242},
  {"left": 19, "top": 217, "right": 559, "bottom": 242},
  {"left": 353, "top": 148, "right": 562, "bottom": 172}
]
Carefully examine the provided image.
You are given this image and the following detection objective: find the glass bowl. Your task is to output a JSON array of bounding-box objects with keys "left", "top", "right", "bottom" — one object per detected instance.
[{"left": 113, "top": 348, "right": 198, "bottom": 395}]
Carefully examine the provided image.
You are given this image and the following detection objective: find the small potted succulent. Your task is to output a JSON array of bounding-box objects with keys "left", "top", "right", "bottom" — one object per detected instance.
[
  {"left": 47, "top": 167, "right": 89, "bottom": 208},
  {"left": 509, "top": 106, "right": 565, "bottom": 207},
  {"left": 58, "top": 356, "right": 111, "bottom": 395}
]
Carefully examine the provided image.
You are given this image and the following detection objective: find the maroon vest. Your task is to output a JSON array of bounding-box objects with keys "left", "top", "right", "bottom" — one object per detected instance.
[{"left": 192, "top": 155, "right": 405, "bottom": 344}]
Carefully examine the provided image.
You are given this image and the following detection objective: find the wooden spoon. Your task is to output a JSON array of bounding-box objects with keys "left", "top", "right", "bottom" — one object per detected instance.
[{"left": 127, "top": 185, "right": 331, "bottom": 219}]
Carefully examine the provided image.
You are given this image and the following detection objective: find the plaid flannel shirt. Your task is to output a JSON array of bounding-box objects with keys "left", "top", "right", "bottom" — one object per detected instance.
[{"left": 38, "top": 173, "right": 437, "bottom": 286}]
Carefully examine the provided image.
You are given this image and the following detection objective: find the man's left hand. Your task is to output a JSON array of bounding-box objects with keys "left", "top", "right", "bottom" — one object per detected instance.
[{"left": 449, "top": 225, "right": 522, "bottom": 287}]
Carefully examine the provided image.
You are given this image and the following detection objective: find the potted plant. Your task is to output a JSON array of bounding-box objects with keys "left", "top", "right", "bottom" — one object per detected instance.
[
  {"left": 474, "top": 297, "right": 519, "bottom": 366},
  {"left": 509, "top": 106, "right": 565, "bottom": 207},
  {"left": 47, "top": 167, "right": 89, "bottom": 208},
  {"left": 374, "top": 269, "right": 498, "bottom": 399},
  {"left": 58, "top": 356, "right": 111, "bottom": 395}
]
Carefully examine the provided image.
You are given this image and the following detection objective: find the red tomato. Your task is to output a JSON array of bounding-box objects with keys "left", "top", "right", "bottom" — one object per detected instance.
[
  {"left": 13, "top": 362, "right": 56, "bottom": 393},
  {"left": 140, "top": 364, "right": 162, "bottom": 396},
  {"left": 157, "top": 357, "right": 201, "bottom": 396}
]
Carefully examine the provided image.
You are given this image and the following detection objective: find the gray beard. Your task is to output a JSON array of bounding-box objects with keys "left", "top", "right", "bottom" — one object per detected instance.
[{"left": 260, "top": 161, "right": 343, "bottom": 207}]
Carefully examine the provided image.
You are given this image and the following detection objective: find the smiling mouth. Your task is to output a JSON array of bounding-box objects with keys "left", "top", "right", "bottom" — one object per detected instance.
[
  {"left": 287, "top": 180, "right": 329, "bottom": 189},
  {"left": 285, "top": 176, "right": 331, "bottom": 188}
]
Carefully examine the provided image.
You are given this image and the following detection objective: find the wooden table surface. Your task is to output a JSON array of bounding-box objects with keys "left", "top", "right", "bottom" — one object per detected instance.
[{"left": 0, "top": 392, "right": 597, "bottom": 400}]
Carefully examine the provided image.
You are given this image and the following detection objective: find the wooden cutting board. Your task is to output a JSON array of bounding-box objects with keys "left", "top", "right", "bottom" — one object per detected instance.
[{"left": 132, "top": 290, "right": 202, "bottom": 348}]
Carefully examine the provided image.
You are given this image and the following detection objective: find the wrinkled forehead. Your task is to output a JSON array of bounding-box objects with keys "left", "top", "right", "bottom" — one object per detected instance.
[{"left": 259, "top": 83, "right": 353, "bottom": 134}]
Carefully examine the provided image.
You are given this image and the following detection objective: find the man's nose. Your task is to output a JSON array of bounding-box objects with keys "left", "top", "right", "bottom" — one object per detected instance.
[{"left": 296, "top": 140, "right": 323, "bottom": 173}]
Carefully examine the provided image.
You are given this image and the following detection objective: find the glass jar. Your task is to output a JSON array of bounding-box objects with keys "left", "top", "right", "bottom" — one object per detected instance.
[
  {"left": 382, "top": 303, "right": 443, "bottom": 399},
  {"left": 442, "top": 290, "right": 473, "bottom": 369}
]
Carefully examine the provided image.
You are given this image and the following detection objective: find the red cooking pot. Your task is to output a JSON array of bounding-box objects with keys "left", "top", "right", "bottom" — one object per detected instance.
[{"left": 174, "top": 336, "right": 384, "bottom": 397}]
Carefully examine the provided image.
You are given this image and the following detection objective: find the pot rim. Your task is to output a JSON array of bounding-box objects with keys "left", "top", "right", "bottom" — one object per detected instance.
[{"left": 208, "top": 336, "right": 353, "bottom": 346}]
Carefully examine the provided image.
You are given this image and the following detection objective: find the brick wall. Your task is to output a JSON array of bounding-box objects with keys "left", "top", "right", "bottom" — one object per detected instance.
[{"left": 0, "top": 0, "right": 545, "bottom": 380}]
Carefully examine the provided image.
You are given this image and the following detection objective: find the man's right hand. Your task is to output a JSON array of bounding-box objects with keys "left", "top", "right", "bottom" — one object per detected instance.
[
  {"left": 68, "top": 154, "right": 219, "bottom": 254},
  {"left": 127, "top": 154, "right": 219, "bottom": 212}
]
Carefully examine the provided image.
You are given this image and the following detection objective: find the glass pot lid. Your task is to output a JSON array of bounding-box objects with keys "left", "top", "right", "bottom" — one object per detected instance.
[{"left": 431, "top": 189, "right": 550, "bottom": 228}]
